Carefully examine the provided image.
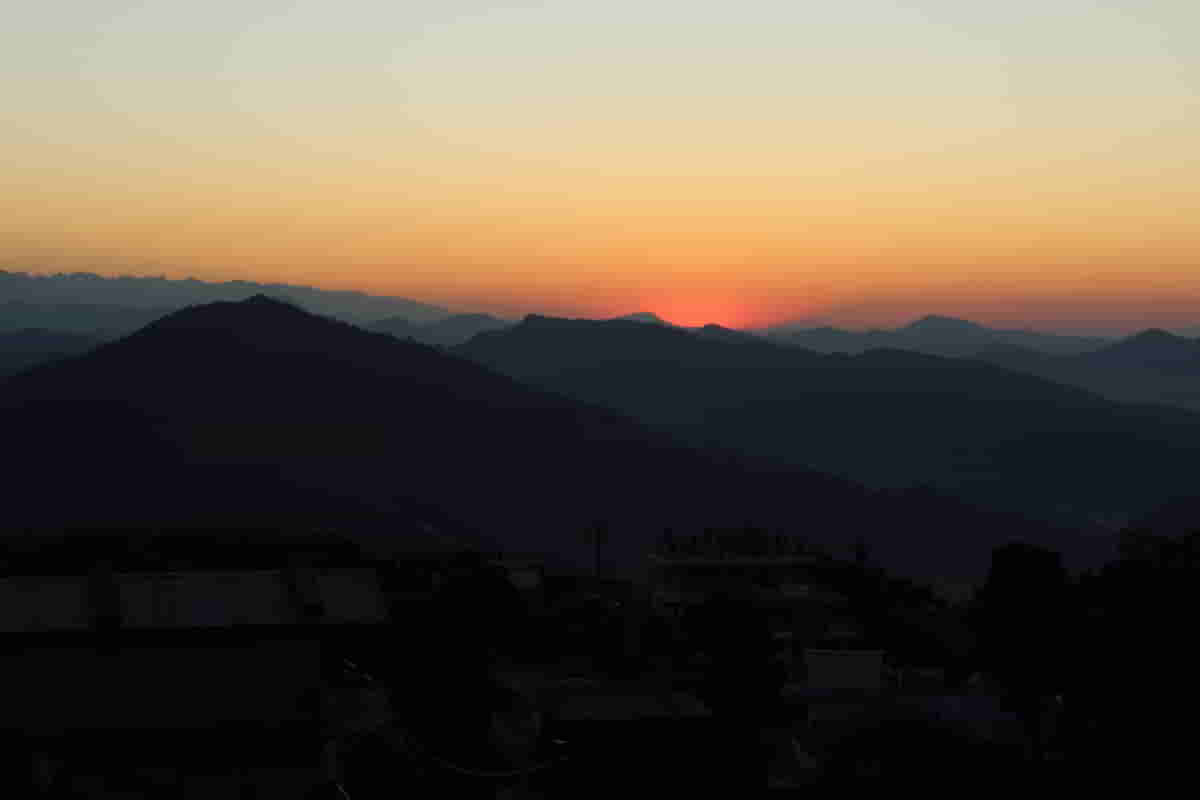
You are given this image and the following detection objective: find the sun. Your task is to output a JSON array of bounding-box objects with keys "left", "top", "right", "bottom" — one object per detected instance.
[
  {"left": 646, "top": 298, "right": 761, "bottom": 329},
  {"left": 630, "top": 288, "right": 826, "bottom": 330}
]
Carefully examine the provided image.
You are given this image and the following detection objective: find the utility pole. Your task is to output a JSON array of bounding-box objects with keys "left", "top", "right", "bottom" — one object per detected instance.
[{"left": 586, "top": 521, "right": 610, "bottom": 580}]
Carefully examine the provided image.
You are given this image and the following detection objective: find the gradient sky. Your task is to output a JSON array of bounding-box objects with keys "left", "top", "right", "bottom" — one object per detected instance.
[{"left": 5, "top": 1, "right": 1199, "bottom": 331}]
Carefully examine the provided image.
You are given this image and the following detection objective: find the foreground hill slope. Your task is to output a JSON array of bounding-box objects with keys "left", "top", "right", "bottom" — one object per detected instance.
[{"left": 0, "top": 329, "right": 97, "bottom": 377}]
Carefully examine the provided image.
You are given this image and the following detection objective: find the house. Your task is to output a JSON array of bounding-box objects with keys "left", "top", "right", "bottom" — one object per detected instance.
[
  {"left": 0, "top": 529, "right": 410, "bottom": 797},
  {"left": 645, "top": 531, "right": 859, "bottom": 682}
]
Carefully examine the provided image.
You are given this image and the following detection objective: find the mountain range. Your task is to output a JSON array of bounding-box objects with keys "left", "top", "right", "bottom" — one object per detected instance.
[
  {"left": 5, "top": 275, "right": 1199, "bottom": 578},
  {"left": 973, "top": 329, "right": 1200, "bottom": 412},
  {"left": 0, "top": 300, "right": 172, "bottom": 338},
  {"left": 0, "top": 270, "right": 450, "bottom": 334},
  {"left": 367, "top": 310, "right": 740, "bottom": 349},
  {"left": 764, "top": 315, "right": 1111, "bottom": 357},
  {"left": 759, "top": 315, "right": 1200, "bottom": 413},
  {"left": 0, "top": 296, "right": 1094, "bottom": 581},
  {"left": 460, "top": 315, "right": 1200, "bottom": 528},
  {"left": 1076, "top": 329, "right": 1200, "bottom": 374}
]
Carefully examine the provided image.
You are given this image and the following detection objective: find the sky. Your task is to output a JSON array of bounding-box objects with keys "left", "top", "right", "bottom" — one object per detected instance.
[{"left": 5, "top": 1, "right": 1199, "bottom": 331}]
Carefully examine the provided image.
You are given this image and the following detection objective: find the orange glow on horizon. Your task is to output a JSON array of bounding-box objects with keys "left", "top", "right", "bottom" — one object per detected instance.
[
  {"left": 650, "top": 303, "right": 765, "bottom": 329},
  {"left": 635, "top": 289, "right": 829, "bottom": 329}
]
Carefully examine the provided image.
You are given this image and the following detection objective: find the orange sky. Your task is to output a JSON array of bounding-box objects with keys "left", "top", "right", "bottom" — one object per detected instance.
[{"left": 5, "top": 2, "right": 1199, "bottom": 333}]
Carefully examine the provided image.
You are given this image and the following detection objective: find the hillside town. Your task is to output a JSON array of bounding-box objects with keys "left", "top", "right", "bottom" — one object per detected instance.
[{"left": 5, "top": 518, "right": 1179, "bottom": 796}]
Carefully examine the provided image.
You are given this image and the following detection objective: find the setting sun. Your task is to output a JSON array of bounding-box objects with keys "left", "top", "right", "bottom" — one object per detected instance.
[
  {"left": 628, "top": 295, "right": 745, "bottom": 329},
  {"left": 639, "top": 290, "right": 826, "bottom": 329}
]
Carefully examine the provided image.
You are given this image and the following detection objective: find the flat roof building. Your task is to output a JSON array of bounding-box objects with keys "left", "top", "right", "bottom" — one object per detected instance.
[{"left": 0, "top": 530, "right": 407, "bottom": 797}]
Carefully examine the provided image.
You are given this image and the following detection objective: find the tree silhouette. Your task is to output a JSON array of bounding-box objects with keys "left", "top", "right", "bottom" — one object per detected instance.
[
  {"left": 971, "top": 542, "right": 1070, "bottom": 763},
  {"left": 401, "top": 551, "right": 528, "bottom": 775},
  {"left": 1077, "top": 524, "right": 1200, "bottom": 779},
  {"left": 685, "top": 584, "right": 780, "bottom": 792}
]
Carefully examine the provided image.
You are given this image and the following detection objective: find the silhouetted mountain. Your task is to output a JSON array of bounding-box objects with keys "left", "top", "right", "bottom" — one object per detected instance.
[
  {"left": 460, "top": 315, "right": 1200, "bottom": 532},
  {"left": 0, "top": 297, "right": 1087, "bottom": 581},
  {"left": 693, "top": 324, "right": 760, "bottom": 344},
  {"left": 971, "top": 331, "right": 1200, "bottom": 412},
  {"left": 419, "top": 312, "right": 511, "bottom": 346},
  {"left": 0, "top": 300, "right": 171, "bottom": 337},
  {"left": 766, "top": 315, "right": 1108, "bottom": 357},
  {"left": 0, "top": 270, "right": 449, "bottom": 325},
  {"left": 371, "top": 313, "right": 512, "bottom": 347},
  {"left": 417, "top": 313, "right": 512, "bottom": 346},
  {"left": 904, "top": 315, "right": 990, "bottom": 335},
  {"left": 969, "top": 343, "right": 1053, "bottom": 369},
  {"left": 369, "top": 315, "right": 423, "bottom": 341},
  {"left": 770, "top": 325, "right": 882, "bottom": 353},
  {"left": 0, "top": 328, "right": 97, "bottom": 376},
  {"left": 1077, "top": 329, "right": 1200, "bottom": 374},
  {"left": 613, "top": 312, "right": 671, "bottom": 326}
]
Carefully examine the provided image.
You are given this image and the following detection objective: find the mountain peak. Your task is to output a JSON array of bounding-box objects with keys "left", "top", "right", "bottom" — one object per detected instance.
[
  {"left": 148, "top": 294, "right": 306, "bottom": 330},
  {"left": 1128, "top": 328, "right": 1184, "bottom": 343},
  {"left": 904, "top": 315, "right": 987, "bottom": 333},
  {"left": 1103, "top": 328, "right": 1197, "bottom": 357},
  {"left": 519, "top": 314, "right": 564, "bottom": 326},
  {"left": 1081, "top": 326, "right": 1200, "bottom": 369},
  {"left": 118, "top": 294, "right": 393, "bottom": 361},
  {"left": 613, "top": 312, "right": 669, "bottom": 325},
  {"left": 240, "top": 293, "right": 293, "bottom": 307}
]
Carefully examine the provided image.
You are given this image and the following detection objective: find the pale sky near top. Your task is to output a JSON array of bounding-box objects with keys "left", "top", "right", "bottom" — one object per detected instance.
[{"left": 5, "top": 1, "right": 1198, "bottom": 329}]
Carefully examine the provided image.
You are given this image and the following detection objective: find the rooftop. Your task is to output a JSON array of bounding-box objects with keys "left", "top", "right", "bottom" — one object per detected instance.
[
  {"left": 653, "top": 530, "right": 828, "bottom": 561},
  {"left": 0, "top": 567, "right": 390, "bottom": 633}
]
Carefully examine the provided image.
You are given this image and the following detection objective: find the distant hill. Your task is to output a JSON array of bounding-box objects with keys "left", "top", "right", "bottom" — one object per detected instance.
[
  {"left": 765, "top": 315, "right": 1109, "bottom": 357},
  {"left": 0, "top": 297, "right": 1089, "bottom": 581},
  {"left": 0, "top": 300, "right": 171, "bottom": 337},
  {"left": 369, "top": 308, "right": 734, "bottom": 349},
  {"left": 371, "top": 313, "right": 512, "bottom": 347},
  {"left": 418, "top": 313, "right": 511, "bottom": 346},
  {"left": 0, "top": 328, "right": 97, "bottom": 377},
  {"left": 1076, "top": 329, "right": 1200, "bottom": 374},
  {"left": 972, "top": 329, "right": 1200, "bottom": 413},
  {"left": 368, "top": 315, "right": 422, "bottom": 341},
  {"left": 460, "top": 315, "right": 1200, "bottom": 530},
  {"left": 613, "top": 312, "right": 671, "bottom": 326},
  {"left": 0, "top": 270, "right": 450, "bottom": 328},
  {"left": 693, "top": 324, "right": 761, "bottom": 344}
]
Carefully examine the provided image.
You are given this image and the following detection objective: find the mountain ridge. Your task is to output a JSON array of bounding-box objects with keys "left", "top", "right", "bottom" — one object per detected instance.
[
  {"left": 371, "top": 312, "right": 511, "bottom": 347},
  {"left": 460, "top": 314, "right": 1200, "bottom": 534},
  {"left": 2, "top": 297, "right": 1091, "bottom": 581},
  {"left": 0, "top": 270, "right": 451, "bottom": 329},
  {"left": 764, "top": 315, "right": 1110, "bottom": 357}
]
